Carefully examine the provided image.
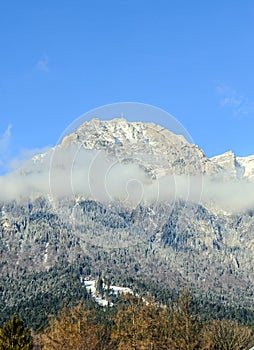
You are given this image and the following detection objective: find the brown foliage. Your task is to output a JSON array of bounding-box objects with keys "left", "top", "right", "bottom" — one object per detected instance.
[
  {"left": 41, "top": 303, "right": 102, "bottom": 350},
  {"left": 34, "top": 290, "right": 254, "bottom": 350},
  {"left": 110, "top": 294, "right": 173, "bottom": 349},
  {"left": 207, "top": 319, "right": 254, "bottom": 350},
  {"left": 170, "top": 289, "right": 210, "bottom": 350}
]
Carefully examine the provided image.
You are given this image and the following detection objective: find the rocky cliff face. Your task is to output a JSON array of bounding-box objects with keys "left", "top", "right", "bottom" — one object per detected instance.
[
  {"left": 211, "top": 150, "right": 254, "bottom": 180},
  {"left": 1, "top": 118, "right": 254, "bottom": 313},
  {"left": 59, "top": 118, "right": 221, "bottom": 177},
  {"left": 33, "top": 117, "right": 254, "bottom": 183}
]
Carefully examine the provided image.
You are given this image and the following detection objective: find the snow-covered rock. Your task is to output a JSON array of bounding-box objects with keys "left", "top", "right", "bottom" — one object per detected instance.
[
  {"left": 82, "top": 278, "right": 133, "bottom": 307},
  {"left": 237, "top": 155, "right": 254, "bottom": 180}
]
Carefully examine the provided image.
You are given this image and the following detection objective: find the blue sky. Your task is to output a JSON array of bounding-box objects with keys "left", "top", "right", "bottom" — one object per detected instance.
[{"left": 1, "top": 0, "right": 254, "bottom": 173}]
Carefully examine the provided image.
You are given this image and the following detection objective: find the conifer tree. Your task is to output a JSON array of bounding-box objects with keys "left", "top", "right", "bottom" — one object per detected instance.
[
  {"left": 0, "top": 314, "right": 33, "bottom": 350},
  {"left": 96, "top": 276, "right": 104, "bottom": 297},
  {"left": 170, "top": 289, "right": 209, "bottom": 350}
]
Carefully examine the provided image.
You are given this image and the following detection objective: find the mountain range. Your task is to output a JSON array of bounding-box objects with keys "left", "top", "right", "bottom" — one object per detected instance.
[{"left": 1, "top": 118, "right": 254, "bottom": 327}]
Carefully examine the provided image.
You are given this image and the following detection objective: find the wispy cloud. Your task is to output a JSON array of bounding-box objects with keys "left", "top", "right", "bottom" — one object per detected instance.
[
  {"left": 0, "top": 124, "right": 12, "bottom": 151},
  {"left": 36, "top": 54, "right": 49, "bottom": 72},
  {"left": 216, "top": 83, "right": 254, "bottom": 116},
  {"left": 0, "top": 124, "right": 12, "bottom": 171},
  {"left": 8, "top": 146, "right": 51, "bottom": 171},
  {"left": 0, "top": 124, "right": 50, "bottom": 173}
]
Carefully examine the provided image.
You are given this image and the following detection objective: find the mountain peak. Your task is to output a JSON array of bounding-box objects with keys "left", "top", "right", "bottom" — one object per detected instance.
[
  {"left": 62, "top": 118, "right": 189, "bottom": 147},
  {"left": 59, "top": 118, "right": 219, "bottom": 177},
  {"left": 236, "top": 155, "right": 254, "bottom": 180},
  {"left": 210, "top": 150, "right": 244, "bottom": 178}
]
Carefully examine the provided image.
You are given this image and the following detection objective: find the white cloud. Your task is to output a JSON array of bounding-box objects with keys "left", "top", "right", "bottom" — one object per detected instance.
[
  {"left": 36, "top": 54, "right": 49, "bottom": 72},
  {"left": 0, "top": 123, "right": 50, "bottom": 173},
  {"left": 0, "top": 124, "right": 12, "bottom": 150},
  {"left": 8, "top": 146, "right": 51, "bottom": 171},
  {"left": 0, "top": 144, "right": 254, "bottom": 213},
  {"left": 216, "top": 83, "right": 254, "bottom": 116},
  {"left": 0, "top": 124, "right": 12, "bottom": 171}
]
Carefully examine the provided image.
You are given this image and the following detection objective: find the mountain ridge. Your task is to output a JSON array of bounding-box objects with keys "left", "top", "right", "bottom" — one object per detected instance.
[
  {"left": 32, "top": 118, "right": 254, "bottom": 181},
  {"left": 1, "top": 117, "right": 254, "bottom": 328}
]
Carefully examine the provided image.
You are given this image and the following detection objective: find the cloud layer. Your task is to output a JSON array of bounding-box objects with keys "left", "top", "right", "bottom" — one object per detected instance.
[{"left": 0, "top": 145, "right": 254, "bottom": 213}]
